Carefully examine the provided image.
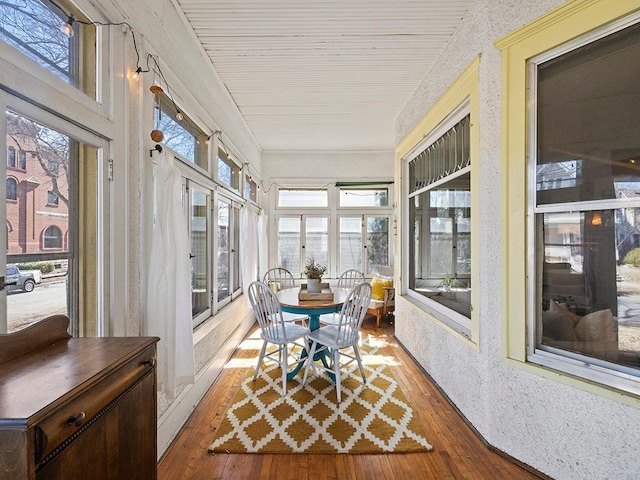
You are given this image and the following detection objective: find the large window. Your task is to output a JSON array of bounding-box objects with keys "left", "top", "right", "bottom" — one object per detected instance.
[
  {"left": 6, "top": 178, "right": 17, "bottom": 200},
  {"left": 338, "top": 215, "right": 390, "bottom": 276},
  {"left": 0, "top": 0, "right": 96, "bottom": 97},
  {"left": 245, "top": 176, "right": 257, "bottom": 202},
  {"left": 274, "top": 185, "right": 393, "bottom": 279},
  {"left": 278, "top": 188, "right": 328, "bottom": 208},
  {"left": 43, "top": 225, "right": 62, "bottom": 248},
  {"left": 5, "top": 109, "right": 102, "bottom": 336},
  {"left": 216, "top": 196, "right": 240, "bottom": 306},
  {"left": 406, "top": 112, "right": 472, "bottom": 329},
  {"left": 7, "top": 146, "right": 16, "bottom": 168},
  {"left": 157, "top": 95, "right": 208, "bottom": 169},
  {"left": 189, "top": 185, "right": 210, "bottom": 327},
  {"left": 398, "top": 57, "right": 479, "bottom": 340},
  {"left": 530, "top": 19, "right": 640, "bottom": 382},
  {"left": 277, "top": 215, "right": 329, "bottom": 277},
  {"left": 217, "top": 149, "right": 239, "bottom": 192}
]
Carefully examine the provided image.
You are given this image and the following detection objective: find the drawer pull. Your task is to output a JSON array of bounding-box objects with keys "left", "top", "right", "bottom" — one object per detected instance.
[
  {"left": 67, "top": 412, "right": 86, "bottom": 427},
  {"left": 143, "top": 357, "right": 156, "bottom": 367}
]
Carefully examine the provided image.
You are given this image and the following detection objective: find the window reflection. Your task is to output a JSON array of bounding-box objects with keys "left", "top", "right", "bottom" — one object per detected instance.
[
  {"left": 410, "top": 172, "right": 471, "bottom": 319},
  {"left": 535, "top": 21, "right": 640, "bottom": 372},
  {"left": 191, "top": 188, "right": 209, "bottom": 321},
  {"left": 540, "top": 207, "right": 640, "bottom": 367}
]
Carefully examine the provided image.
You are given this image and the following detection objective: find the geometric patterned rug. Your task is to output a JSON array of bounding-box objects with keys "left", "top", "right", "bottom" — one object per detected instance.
[{"left": 208, "top": 335, "right": 433, "bottom": 454}]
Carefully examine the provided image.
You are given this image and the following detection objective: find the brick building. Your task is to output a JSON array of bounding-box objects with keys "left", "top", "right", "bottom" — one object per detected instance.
[{"left": 6, "top": 118, "right": 69, "bottom": 256}]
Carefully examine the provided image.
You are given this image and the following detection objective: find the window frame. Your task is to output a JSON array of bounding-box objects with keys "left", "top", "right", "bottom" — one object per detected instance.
[
  {"left": 398, "top": 57, "right": 480, "bottom": 342},
  {"left": 157, "top": 94, "right": 209, "bottom": 171},
  {"left": 337, "top": 214, "right": 392, "bottom": 276},
  {"left": 1, "top": 99, "right": 110, "bottom": 336},
  {"left": 270, "top": 183, "right": 394, "bottom": 279},
  {"left": 217, "top": 148, "right": 240, "bottom": 193},
  {"left": 277, "top": 187, "right": 329, "bottom": 209},
  {"left": 0, "top": 0, "right": 108, "bottom": 110},
  {"left": 43, "top": 224, "right": 63, "bottom": 249},
  {"left": 527, "top": 17, "right": 640, "bottom": 390},
  {"left": 338, "top": 187, "right": 389, "bottom": 208},
  {"left": 5, "top": 177, "right": 17, "bottom": 201},
  {"left": 47, "top": 190, "right": 59, "bottom": 206},
  {"left": 275, "top": 213, "right": 331, "bottom": 278},
  {"left": 7, "top": 146, "right": 15, "bottom": 168},
  {"left": 496, "top": 0, "right": 640, "bottom": 399},
  {"left": 186, "top": 179, "right": 212, "bottom": 328},
  {"left": 405, "top": 107, "right": 472, "bottom": 333},
  {"left": 214, "top": 192, "right": 242, "bottom": 309}
]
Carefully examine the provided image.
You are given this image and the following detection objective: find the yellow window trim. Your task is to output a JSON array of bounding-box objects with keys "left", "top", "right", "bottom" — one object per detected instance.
[
  {"left": 396, "top": 55, "right": 480, "bottom": 343},
  {"left": 496, "top": 0, "right": 640, "bottom": 367}
]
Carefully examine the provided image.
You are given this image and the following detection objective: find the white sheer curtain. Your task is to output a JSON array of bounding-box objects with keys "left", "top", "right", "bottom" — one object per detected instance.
[
  {"left": 145, "top": 149, "right": 195, "bottom": 399},
  {"left": 257, "top": 212, "right": 269, "bottom": 282},
  {"left": 240, "top": 204, "right": 258, "bottom": 293}
]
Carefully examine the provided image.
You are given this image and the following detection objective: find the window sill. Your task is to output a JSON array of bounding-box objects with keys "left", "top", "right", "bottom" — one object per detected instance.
[
  {"left": 402, "top": 292, "right": 475, "bottom": 346},
  {"left": 524, "top": 348, "right": 640, "bottom": 402}
]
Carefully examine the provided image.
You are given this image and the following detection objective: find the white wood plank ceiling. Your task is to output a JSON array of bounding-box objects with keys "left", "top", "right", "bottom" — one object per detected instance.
[{"left": 175, "top": 0, "right": 474, "bottom": 151}]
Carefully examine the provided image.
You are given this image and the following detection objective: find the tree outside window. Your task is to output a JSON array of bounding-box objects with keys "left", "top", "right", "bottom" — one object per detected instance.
[{"left": 0, "top": 0, "right": 97, "bottom": 96}]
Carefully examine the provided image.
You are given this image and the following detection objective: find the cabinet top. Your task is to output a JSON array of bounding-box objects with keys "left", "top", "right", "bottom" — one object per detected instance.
[{"left": 0, "top": 315, "right": 158, "bottom": 424}]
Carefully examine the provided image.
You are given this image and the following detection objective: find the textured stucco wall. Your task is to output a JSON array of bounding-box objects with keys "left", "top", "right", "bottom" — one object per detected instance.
[{"left": 395, "top": 1, "right": 640, "bottom": 479}]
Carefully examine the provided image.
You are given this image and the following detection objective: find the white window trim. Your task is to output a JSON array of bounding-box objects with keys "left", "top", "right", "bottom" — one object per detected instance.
[
  {"left": 402, "top": 101, "right": 472, "bottom": 336},
  {"left": 270, "top": 182, "right": 394, "bottom": 279}
]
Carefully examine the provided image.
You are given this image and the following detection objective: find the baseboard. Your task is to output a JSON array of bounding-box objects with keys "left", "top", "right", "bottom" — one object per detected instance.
[
  {"left": 393, "top": 335, "right": 552, "bottom": 480},
  {"left": 156, "top": 314, "right": 255, "bottom": 460}
]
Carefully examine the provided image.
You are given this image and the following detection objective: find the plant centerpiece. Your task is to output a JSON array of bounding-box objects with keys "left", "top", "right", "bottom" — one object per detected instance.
[{"left": 303, "top": 256, "right": 327, "bottom": 293}]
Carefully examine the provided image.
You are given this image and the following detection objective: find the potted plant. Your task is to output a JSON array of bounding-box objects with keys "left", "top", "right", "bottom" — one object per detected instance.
[
  {"left": 303, "top": 256, "right": 327, "bottom": 293},
  {"left": 441, "top": 275, "right": 458, "bottom": 292}
]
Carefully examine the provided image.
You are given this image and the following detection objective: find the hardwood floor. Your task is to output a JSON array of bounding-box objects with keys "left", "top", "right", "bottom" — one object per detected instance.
[{"left": 157, "top": 316, "right": 545, "bottom": 480}]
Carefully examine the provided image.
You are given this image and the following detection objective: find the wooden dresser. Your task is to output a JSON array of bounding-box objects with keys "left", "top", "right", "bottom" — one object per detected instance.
[{"left": 0, "top": 315, "right": 159, "bottom": 480}]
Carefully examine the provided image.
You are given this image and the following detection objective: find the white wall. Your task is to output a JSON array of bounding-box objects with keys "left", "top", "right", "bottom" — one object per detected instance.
[
  {"left": 84, "top": 0, "right": 264, "bottom": 454},
  {"left": 395, "top": 1, "right": 640, "bottom": 479},
  {"left": 262, "top": 150, "right": 394, "bottom": 183}
]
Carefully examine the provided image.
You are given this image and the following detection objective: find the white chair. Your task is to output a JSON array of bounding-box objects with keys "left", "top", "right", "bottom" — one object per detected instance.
[
  {"left": 302, "top": 282, "right": 372, "bottom": 402},
  {"left": 263, "top": 267, "right": 297, "bottom": 289},
  {"left": 337, "top": 269, "right": 365, "bottom": 289},
  {"left": 319, "top": 269, "right": 365, "bottom": 326},
  {"left": 247, "top": 281, "right": 310, "bottom": 396},
  {"left": 263, "top": 267, "right": 309, "bottom": 325}
]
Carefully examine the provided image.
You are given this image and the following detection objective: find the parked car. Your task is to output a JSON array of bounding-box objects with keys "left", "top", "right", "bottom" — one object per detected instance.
[
  {"left": 6, "top": 265, "right": 39, "bottom": 293},
  {"left": 23, "top": 268, "right": 42, "bottom": 284}
]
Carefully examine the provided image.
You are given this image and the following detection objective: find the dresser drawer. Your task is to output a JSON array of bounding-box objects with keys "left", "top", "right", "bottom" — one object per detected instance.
[{"left": 34, "top": 345, "right": 156, "bottom": 465}]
